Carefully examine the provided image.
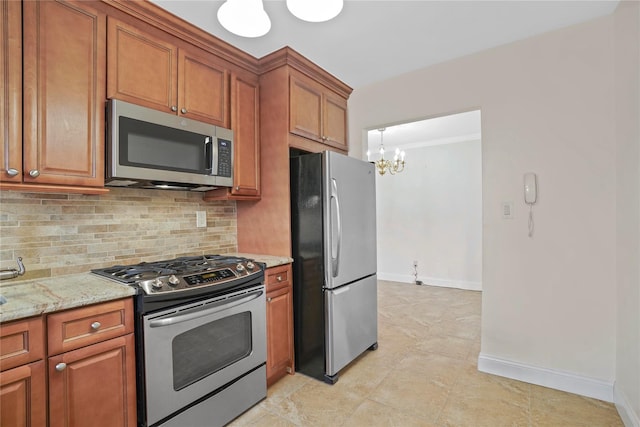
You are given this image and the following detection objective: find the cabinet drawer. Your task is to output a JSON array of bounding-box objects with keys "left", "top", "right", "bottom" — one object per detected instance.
[
  {"left": 47, "top": 298, "right": 134, "bottom": 356},
  {"left": 266, "top": 265, "right": 291, "bottom": 292},
  {"left": 0, "top": 316, "right": 45, "bottom": 371}
]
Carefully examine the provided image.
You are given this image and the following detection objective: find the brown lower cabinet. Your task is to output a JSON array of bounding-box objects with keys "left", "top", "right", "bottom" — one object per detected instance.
[
  {"left": 0, "top": 361, "right": 46, "bottom": 427},
  {"left": 48, "top": 334, "right": 136, "bottom": 427},
  {"left": 265, "top": 264, "right": 295, "bottom": 386},
  {"left": 0, "top": 315, "right": 46, "bottom": 427},
  {"left": 0, "top": 298, "right": 136, "bottom": 427}
]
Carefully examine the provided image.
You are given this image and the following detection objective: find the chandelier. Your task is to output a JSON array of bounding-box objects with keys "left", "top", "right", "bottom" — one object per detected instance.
[
  {"left": 367, "top": 128, "right": 406, "bottom": 176},
  {"left": 217, "top": 0, "right": 344, "bottom": 38}
]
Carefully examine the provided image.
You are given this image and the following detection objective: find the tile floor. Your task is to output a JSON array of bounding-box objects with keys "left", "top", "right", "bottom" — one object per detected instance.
[{"left": 230, "top": 280, "right": 624, "bottom": 426}]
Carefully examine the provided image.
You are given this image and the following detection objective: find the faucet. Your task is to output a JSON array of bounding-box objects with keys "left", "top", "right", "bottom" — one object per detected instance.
[{"left": 0, "top": 257, "right": 26, "bottom": 280}]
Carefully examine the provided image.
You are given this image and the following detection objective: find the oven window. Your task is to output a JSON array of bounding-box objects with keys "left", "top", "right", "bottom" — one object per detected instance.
[{"left": 171, "top": 312, "right": 252, "bottom": 391}]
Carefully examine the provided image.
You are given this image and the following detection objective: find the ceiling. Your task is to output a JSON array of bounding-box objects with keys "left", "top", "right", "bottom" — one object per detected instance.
[
  {"left": 149, "top": 0, "right": 618, "bottom": 89},
  {"left": 366, "top": 110, "right": 481, "bottom": 153}
]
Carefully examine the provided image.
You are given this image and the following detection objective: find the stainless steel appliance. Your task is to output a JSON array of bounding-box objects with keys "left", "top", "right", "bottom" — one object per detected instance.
[
  {"left": 92, "top": 255, "right": 266, "bottom": 427},
  {"left": 106, "top": 99, "right": 233, "bottom": 191},
  {"left": 290, "top": 151, "right": 378, "bottom": 384}
]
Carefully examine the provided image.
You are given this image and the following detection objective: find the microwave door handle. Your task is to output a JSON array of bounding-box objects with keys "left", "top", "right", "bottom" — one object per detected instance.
[
  {"left": 204, "top": 137, "right": 213, "bottom": 174},
  {"left": 205, "top": 136, "right": 218, "bottom": 175}
]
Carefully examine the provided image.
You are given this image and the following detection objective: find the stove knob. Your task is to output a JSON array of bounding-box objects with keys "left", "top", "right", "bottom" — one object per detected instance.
[
  {"left": 236, "top": 263, "right": 245, "bottom": 272},
  {"left": 168, "top": 275, "right": 180, "bottom": 286},
  {"left": 151, "top": 279, "right": 163, "bottom": 289},
  {"left": 246, "top": 262, "right": 255, "bottom": 271}
]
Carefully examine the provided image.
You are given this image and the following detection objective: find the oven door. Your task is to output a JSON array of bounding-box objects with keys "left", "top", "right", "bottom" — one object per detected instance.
[{"left": 142, "top": 286, "right": 266, "bottom": 426}]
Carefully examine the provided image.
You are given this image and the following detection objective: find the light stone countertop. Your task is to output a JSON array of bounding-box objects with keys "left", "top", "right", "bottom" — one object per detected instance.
[
  {"left": 0, "top": 273, "right": 136, "bottom": 323},
  {"left": 0, "top": 253, "right": 291, "bottom": 323},
  {"left": 229, "top": 253, "right": 293, "bottom": 269}
]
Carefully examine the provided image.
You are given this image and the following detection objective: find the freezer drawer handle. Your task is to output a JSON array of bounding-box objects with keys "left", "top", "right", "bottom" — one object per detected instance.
[
  {"left": 332, "top": 285, "right": 350, "bottom": 295},
  {"left": 331, "top": 178, "right": 342, "bottom": 277}
]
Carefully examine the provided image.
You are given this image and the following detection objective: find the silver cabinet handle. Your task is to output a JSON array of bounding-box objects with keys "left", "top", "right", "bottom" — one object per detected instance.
[
  {"left": 267, "top": 297, "right": 272, "bottom": 302},
  {"left": 29, "top": 169, "right": 40, "bottom": 178},
  {"left": 55, "top": 363, "right": 67, "bottom": 372},
  {"left": 171, "top": 106, "right": 177, "bottom": 112},
  {"left": 6, "top": 168, "right": 18, "bottom": 176},
  {"left": 90, "top": 322, "right": 101, "bottom": 331},
  {"left": 276, "top": 275, "right": 283, "bottom": 282},
  {"left": 180, "top": 108, "right": 187, "bottom": 114}
]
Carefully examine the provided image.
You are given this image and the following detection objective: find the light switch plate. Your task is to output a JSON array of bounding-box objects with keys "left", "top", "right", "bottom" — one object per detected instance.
[{"left": 502, "top": 202, "right": 514, "bottom": 219}]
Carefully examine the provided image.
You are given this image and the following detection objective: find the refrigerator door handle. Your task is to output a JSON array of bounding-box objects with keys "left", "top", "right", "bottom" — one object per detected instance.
[{"left": 331, "top": 178, "right": 342, "bottom": 277}]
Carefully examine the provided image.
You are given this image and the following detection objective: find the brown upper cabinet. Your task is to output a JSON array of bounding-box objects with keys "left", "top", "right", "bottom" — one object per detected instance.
[
  {"left": 107, "top": 17, "right": 229, "bottom": 127},
  {"left": 205, "top": 71, "right": 261, "bottom": 200},
  {"left": 289, "top": 69, "right": 348, "bottom": 152},
  {"left": 235, "top": 48, "right": 352, "bottom": 255},
  {"left": 1, "top": 0, "right": 107, "bottom": 193}
]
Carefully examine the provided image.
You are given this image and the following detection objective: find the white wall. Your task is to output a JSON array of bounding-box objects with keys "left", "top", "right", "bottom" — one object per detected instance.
[
  {"left": 349, "top": 12, "right": 620, "bottom": 402},
  {"left": 375, "top": 139, "right": 482, "bottom": 291},
  {"left": 614, "top": 2, "right": 640, "bottom": 425}
]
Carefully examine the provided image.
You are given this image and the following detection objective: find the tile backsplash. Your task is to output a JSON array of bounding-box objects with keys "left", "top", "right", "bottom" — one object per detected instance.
[{"left": 0, "top": 188, "right": 237, "bottom": 279}]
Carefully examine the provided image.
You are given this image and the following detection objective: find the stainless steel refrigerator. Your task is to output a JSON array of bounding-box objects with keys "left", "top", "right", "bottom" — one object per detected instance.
[{"left": 290, "top": 150, "right": 378, "bottom": 384}]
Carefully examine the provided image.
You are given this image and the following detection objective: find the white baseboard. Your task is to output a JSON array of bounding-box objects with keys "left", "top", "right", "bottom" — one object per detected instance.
[
  {"left": 477, "top": 353, "right": 614, "bottom": 403},
  {"left": 614, "top": 384, "right": 640, "bottom": 427},
  {"left": 377, "top": 272, "right": 482, "bottom": 291}
]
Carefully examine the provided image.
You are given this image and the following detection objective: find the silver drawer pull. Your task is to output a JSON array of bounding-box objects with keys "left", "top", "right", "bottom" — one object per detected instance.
[
  {"left": 276, "top": 275, "right": 283, "bottom": 282},
  {"left": 90, "top": 321, "right": 101, "bottom": 331},
  {"left": 55, "top": 363, "right": 66, "bottom": 372},
  {"left": 267, "top": 297, "right": 272, "bottom": 302}
]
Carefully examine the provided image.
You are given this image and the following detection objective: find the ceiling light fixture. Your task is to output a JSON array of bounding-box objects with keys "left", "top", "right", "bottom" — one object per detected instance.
[
  {"left": 217, "top": 0, "right": 271, "bottom": 38},
  {"left": 366, "top": 128, "right": 406, "bottom": 176},
  {"left": 286, "top": 0, "right": 344, "bottom": 23}
]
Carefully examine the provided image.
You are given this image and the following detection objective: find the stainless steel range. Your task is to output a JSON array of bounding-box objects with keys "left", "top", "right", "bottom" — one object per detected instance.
[{"left": 92, "top": 255, "right": 267, "bottom": 427}]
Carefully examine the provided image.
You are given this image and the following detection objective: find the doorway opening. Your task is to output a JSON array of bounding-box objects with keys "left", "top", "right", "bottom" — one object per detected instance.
[{"left": 367, "top": 110, "right": 482, "bottom": 291}]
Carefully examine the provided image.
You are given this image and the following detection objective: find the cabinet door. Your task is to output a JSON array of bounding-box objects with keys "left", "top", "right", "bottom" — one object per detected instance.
[
  {"left": 0, "top": 0, "right": 22, "bottom": 183},
  {"left": 22, "top": 0, "right": 105, "bottom": 187},
  {"left": 48, "top": 334, "right": 136, "bottom": 427},
  {"left": 179, "top": 47, "right": 228, "bottom": 126},
  {"left": 266, "top": 265, "right": 294, "bottom": 386},
  {"left": 230, "top": 72, "right": 260, "bottom": 197},
  {"left": 107, "top": 17, "right": 178, "bottom": 114},
  {"left": 290, "top": 73, "right": 323, "bottom": 142},
  {"left": 322, "top": 92, "right": 348, "bottom": 151},
  {"left": 0, "top": 361, "right": 46, "bottom": 427}
]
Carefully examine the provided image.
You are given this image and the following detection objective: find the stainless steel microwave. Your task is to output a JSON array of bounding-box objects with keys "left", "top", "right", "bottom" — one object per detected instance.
[{"left": 106, "top": 99, "right": 233, "bottom": 191}]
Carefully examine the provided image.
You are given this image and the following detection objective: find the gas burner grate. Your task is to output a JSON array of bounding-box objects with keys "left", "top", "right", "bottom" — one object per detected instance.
[{"left": 91, "top": 255, "right": 254, "bottom": 287}]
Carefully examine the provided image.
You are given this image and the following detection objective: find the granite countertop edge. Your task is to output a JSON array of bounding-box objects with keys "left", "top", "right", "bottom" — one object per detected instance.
[{"left": 0, "top": 253, "right": 292, "bottom": 323}]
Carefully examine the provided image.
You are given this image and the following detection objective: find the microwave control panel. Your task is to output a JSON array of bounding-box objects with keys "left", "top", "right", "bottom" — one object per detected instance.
[{"left": 217, "top": 139, "right": 232, "bottom": 177}]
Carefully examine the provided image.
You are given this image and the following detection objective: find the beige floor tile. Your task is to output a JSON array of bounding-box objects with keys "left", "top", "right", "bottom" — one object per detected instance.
[
  {"left": 344, "top": 399, "right": 438, "bottom": 427},
  {"left": 438, "top": 397, "right": 530, "bottom": 427},
  {"left": 439, "top": 366, "right": 531, "bottom": 426},
  {"left": 530, "top": 385, "right": 624, "bottom": 426},
  {"left": 262, "top": 379, "right": 367, "bottom": 426},
  {"left": 367, "top": 352, "right": 467, "bottom": 423},
  {"left": 266, "top": 372, "right": 312, "bottom": 402},
  {"left": 415, "top": 334, "right": 475, "bottom": 360}
]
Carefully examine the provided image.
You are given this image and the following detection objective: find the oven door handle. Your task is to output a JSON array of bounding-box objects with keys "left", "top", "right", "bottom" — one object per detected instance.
[{"left": 148, "top": 290, "right": 263, "bottom": 328}]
